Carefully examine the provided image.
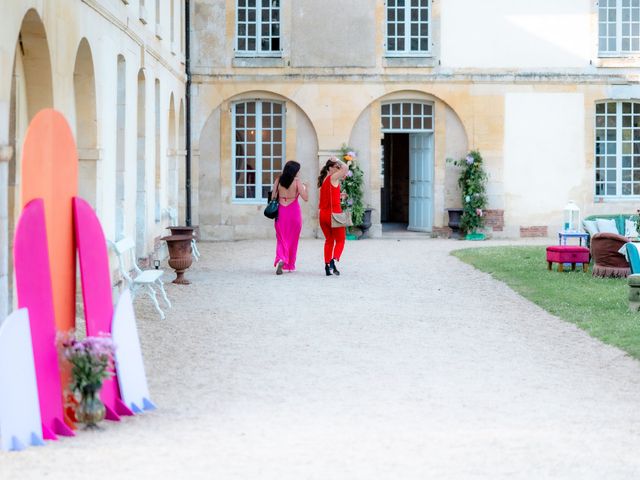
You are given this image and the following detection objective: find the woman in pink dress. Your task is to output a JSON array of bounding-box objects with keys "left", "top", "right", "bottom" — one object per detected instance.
[{"left": 272, "top": 160, "right": 309, "bottom": 274}]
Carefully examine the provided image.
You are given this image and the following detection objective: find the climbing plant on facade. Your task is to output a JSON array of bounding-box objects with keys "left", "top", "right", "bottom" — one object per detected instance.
[{"left": 451, "top": 150, "right": 488, "bottom": 236}]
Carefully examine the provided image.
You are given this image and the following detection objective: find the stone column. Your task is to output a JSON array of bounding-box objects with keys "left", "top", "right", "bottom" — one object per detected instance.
[
  {"left": 166, "top": 148, "right": 178, "bottom": 222},
  {"left": 0, "top": 144, "right": 14, "bottom": 322},
  {"left": 177, "top": 148, "right": 187, "bottom": 224}
]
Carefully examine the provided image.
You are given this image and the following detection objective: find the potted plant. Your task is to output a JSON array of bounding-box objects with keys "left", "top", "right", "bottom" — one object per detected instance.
[
  {"left": 339, "top": 145, "right": 370, "bottom": 238},
  {"left": 61, "top": 333, "right": 116, "bottom": 428},
  {"left": 449, "top": 150, "right": 488, "bottom": 240}
]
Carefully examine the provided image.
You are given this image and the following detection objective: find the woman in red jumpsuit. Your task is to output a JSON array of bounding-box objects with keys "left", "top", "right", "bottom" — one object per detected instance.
[{"left": 317, "top": 157, "right": 349, "bottom": 276}]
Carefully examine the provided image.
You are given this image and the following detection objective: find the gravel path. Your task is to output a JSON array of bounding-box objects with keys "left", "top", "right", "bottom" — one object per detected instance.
[{"left": 2, "top": 238, "right": 640, "bottom": 479}]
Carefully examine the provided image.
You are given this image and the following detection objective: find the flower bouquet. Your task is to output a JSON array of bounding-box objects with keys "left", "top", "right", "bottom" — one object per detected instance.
[
  {"left": 61, "top": 333, "right": 116, "bottom": 428},
  {"left": 449, "top": 150, "right": 488, "bottom": 240},
  {"left": 339, "top": 145, "right": 365, "bottom": 228}
]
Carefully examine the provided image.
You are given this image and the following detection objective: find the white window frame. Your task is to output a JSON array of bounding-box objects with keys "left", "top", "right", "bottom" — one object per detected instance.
[
  {"left": 598, "top": 0, "right": 640, "bottom": 57},
  {"left": 595, "top": 100, "right": 640, "bottom": 199},
  {"left": 232, "top": 100, "right": 286, "bottom": 204},
  {"left": 385, "top": 0, "right": 431, "bottom": 57},
  {"left": 381, "top": 101, "right": 434, "bottom": 132},
  {"left": 235, "top": 0, "right": 281, "bottom": 57}
]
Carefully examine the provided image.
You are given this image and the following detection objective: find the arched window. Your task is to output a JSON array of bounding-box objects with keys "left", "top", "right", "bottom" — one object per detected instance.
[{"left": 232, "top": 100, "right": 285, "bottom": 201}]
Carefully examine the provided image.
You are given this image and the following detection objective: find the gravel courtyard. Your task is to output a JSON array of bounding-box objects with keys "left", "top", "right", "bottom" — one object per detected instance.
[{"left": 2, "top": 238, "right": 640, "bottom": 479}]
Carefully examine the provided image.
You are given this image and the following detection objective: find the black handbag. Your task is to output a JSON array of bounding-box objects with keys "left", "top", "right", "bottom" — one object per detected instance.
[
  {"left": 264, "top": 198, "right": 279, "bottom": 220},
  {"left": 264, "top": 182, "right": 279, "bottom": 220}
]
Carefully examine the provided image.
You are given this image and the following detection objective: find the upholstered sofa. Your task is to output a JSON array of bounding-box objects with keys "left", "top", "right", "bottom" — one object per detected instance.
[{"left": 583, "top": 214, "right": 637, "bottom": 246}]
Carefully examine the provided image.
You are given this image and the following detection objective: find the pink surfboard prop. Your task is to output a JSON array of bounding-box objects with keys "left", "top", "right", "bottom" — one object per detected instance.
[
  {"left": 73, "top": 197, "right": 133, "bottom": 420},
  {"left": 13, "top": 199, "right": 74, "bottom": 440}
]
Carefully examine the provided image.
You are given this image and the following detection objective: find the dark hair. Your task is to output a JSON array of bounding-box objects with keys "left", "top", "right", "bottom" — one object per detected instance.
[
  {"left": 278, "top": 160, "right": 300, "bottom": 189},
  {"left": 317, "top": 158, "right": 338, "bottom": 188}
]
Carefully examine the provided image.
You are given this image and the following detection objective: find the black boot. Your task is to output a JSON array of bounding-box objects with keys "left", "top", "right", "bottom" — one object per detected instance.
[
  {"left": 330, "top": 259, "right": 340, "bottom": 276},
  {"left": 325, "top": 263, "right": 333, "bottom": 276}
]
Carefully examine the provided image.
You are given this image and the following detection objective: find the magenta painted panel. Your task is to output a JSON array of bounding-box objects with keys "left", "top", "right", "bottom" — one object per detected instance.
[
  {"left": 13, "top": 200, "right": 74, "bottom": 440},
  {"left": 73, "top": 197, "right": 133, "bottom": 420}
]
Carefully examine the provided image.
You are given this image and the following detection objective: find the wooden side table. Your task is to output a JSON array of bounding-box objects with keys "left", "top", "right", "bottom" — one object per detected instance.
[{"left": 558, "top": 231, "right": 589, "bottom": 246}]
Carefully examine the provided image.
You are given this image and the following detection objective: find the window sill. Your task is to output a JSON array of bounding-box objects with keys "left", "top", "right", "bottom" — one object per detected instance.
[
  {"left": 595, "top": 196, "right": 640, "bottom": 203},
  {"left": 232, "top": 57, "right": 286, "bottom": 68},
  {"left": 232, "top": 200, "right": 268, "bottom": 205},
  {"left": 383, "top": 56, "right": 437, "bottom": 68},
  {"left": 594, "top": 56, "right": 640, "bottom": 68}
]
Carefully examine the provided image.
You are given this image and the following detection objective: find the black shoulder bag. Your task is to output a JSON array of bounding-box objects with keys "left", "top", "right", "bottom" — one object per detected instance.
[{"left": 264, "top": 180, "right": 279, "bottom": 220}]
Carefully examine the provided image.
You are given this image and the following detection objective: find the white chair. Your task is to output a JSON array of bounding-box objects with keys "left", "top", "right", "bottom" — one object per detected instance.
[{"left": 109, "top": 238, "right": 171, "bottom": 320}]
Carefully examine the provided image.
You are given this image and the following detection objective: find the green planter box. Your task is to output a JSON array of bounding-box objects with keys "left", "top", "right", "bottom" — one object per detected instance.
[{"left": 465, "top": 232, "right": 486, "bottom": 241}]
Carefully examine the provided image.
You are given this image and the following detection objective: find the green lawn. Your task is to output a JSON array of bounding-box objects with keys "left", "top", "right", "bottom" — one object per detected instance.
[{"left": 452, "top": 246, "right": 640, "bottom": 359}]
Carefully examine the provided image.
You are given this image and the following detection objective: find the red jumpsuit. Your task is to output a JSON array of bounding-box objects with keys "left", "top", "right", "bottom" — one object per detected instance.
[{"left": 318, "top": 176, "right": 346, "bottom": 264}]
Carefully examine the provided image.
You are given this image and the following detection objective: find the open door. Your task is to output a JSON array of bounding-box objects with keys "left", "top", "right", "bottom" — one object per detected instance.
[{"left": 408, "top": 133, "right": 433, "bottom": 232}]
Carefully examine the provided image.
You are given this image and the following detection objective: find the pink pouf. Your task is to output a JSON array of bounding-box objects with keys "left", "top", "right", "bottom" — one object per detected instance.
[{"left": 546, "top": 245, "right": 590, "bottom": 272}]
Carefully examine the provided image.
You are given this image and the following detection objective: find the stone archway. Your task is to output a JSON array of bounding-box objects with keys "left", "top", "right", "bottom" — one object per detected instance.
[
  {"left": 349, "top": 90, "right": 469, "bottom": 236},
  {"left": 7, "top": 8, "right": 54, "bottom": 310},
  {"left": 74, "top": 38, "right": 98, "bottom": 210},
  {"left": 197, "top": 90, "right": 319, "bottom": 239}
]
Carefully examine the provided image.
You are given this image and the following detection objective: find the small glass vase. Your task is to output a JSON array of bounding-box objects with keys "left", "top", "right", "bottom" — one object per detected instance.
[{"left": 76, "top": 387, "right": 106, "bottom": 429}]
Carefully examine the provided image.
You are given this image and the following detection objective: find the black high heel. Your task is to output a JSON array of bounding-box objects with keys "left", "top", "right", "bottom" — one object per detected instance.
[
  {"left": 330, "top": 259, "right": 340, "bottom": 276},
  {"left": 325, "top": 264, "right": 333, "bottom": 276}
]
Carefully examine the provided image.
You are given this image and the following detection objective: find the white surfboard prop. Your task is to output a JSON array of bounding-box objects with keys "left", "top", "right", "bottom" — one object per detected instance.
[
  {"left": 112, "top": 290, "right": 156, "bottom": 413},
  {"left": 0, "top": 309, "right": 45, "bottom": 451}
]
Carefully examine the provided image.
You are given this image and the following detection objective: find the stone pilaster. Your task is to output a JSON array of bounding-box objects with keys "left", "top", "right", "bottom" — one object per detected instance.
[{"left": 0, "top": 144, "right": 12, "bottom": 322}]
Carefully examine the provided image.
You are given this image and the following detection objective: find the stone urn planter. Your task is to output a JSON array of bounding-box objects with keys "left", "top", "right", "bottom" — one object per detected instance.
[
  {"left": 446, "top": 208, "right": 464, "bottom": 239},
  {"left": 167, "top": 225, "right": 195, "bottom": 237},
  {"left": 161, "top": 234, "right": 193, "bottom": 284},
  {"left": 358, "top": 207, "right": 374, "bottom": 236}
]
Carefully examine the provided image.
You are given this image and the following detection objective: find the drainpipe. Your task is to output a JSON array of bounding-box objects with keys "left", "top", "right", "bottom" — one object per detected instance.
[{"left": 185, "top": 0, "right": 192, "bottom": 226}]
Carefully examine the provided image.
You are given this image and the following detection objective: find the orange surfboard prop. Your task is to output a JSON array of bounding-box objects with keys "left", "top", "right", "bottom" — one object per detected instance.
[
  {"left": 21, "top": 109, "right": 78, "bottom": 428},
  {"left": 21, "top": 109, "right": 78, "bottom": 335}
]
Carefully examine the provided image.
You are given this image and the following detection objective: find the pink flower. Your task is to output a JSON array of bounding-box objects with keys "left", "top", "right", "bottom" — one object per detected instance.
[
  {"left": 476, "top": 208, "right": 483, "bottom": 217},
  {"left": 347, "top": 170, "right": 353, "bottom": 177}
]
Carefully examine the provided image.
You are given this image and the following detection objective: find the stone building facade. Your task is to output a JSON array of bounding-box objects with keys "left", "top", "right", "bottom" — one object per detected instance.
[
  {"left": 0, "top": 0, "right": 187, "bottom": 319},
  {"left": 190, "top": 0, "right": 639, "bottom": 241}
]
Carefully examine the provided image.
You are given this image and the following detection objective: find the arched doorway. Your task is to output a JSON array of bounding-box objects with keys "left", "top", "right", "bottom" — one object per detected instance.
[
  {"left": 74, "top": 38, "right": 98, "bottom": 209},
  {"left": 380, "top": 101, "right": 435, "bottom": 231},
  {"left": 7, "top": 8, "right": 54, "bottom": 308},
  {"left": 136, "top": 69, "right": 147, "bottom": 258},
  {"left": 349, "top": 91, "right": 469, "bottom": 236}
]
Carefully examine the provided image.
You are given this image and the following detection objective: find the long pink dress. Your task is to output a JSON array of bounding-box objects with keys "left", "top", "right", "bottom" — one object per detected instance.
[{"left": 274, "top": 193, "right": 302, "bottom": 271}]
